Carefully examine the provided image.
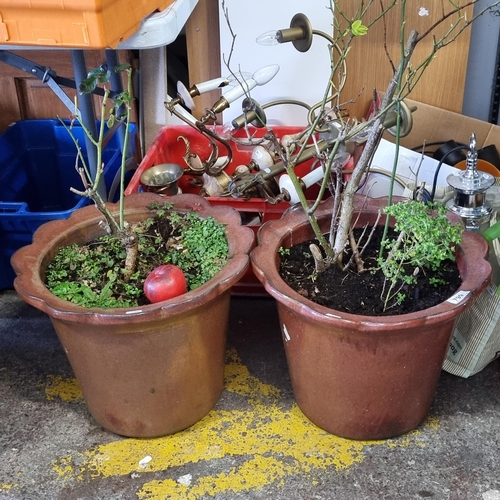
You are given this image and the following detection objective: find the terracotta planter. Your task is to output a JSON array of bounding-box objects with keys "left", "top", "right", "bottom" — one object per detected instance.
[
  {"left": 11, "top": 193, "right": 254, "bottom": 438},
  {"left": 250, "top": 196, "right": 491, "bottom": 440}
]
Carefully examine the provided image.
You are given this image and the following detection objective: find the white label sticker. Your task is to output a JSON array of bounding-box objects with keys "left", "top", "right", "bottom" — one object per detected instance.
[
  {"left": 283, "top": 324, "right": 291, "bottom": 342},
  {"left": 446, "top": 290, "right": 470, "bottom": 305}
]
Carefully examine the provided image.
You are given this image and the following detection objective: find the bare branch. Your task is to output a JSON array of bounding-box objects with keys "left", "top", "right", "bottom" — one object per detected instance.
[{"left": 379, "top": 0, "right": 396, "bottom": 73}]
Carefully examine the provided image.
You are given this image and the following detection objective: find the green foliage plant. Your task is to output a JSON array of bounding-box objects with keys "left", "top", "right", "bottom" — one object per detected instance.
[
  {"left": 232, "top": 0, "right": 498, "bottom": 313},
  {"left": 46, "top": 203, "right": 229, "bottom": 308},
  {"left": 161, "top": 210, "right": 229, "bottom": 289},
  {"left": 378, "top": 201, "right": 463, "bottom": 311},
  {"left": 50, "top": 66, "right": 230, "bottom": 308}
]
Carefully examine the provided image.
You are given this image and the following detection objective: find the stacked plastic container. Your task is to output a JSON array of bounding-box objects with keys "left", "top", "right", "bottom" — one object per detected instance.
[
  {"left": 0, "top": 119, "right": 136, "bottom": 289},
  {"left": 0, "top": 0, "right": 174, "bottom": 48}
]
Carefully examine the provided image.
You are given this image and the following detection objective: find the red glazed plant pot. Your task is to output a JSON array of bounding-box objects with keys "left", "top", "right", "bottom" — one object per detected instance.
[
  {"left": 11, "top": 193, "right": 254, "bottom": 438},
  {"left": 250, "top": 195, "right": 492, "bottom": 440}
]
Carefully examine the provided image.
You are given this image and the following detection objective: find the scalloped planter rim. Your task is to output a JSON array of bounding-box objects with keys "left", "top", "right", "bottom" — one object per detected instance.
[
  {"left": 11, "top": 193, "right": 254, "bottom": 438},
  {"left": 250, "top": 196, "right": 492, "bottom": 440}
]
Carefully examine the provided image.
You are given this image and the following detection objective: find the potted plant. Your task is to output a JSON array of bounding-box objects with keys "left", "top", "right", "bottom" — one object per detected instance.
[
  {"left": 10, "top": 64, "right": 254, "bottom": 437},
  {"left": 248, "top": 1, "right": 496, "bottom": 439}
]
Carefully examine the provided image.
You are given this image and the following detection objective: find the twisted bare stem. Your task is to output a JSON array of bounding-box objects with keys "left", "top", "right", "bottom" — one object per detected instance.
[{"left": 331, "top": 29, "right": 419, "bottom": 264}]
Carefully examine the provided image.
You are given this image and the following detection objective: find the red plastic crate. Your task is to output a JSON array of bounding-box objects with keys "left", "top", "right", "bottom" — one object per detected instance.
[{"left": 126, "top": 124, "right": 325, "bottom": 294}]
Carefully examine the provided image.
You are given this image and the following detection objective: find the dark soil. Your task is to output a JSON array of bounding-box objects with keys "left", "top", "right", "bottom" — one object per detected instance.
[{"left": 279, "top": 227, "right": 462, "bottom": 316}]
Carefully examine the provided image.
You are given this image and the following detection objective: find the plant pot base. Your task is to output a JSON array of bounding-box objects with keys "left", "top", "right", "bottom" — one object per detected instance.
[
  {"left": 12, "top": 193, "right": 254, "bottom": 437},
  {"left": 251, "top": 196, "right": 491, "bottom": 440},
  {"left": 278, "top": 302, "right": 453, "bottom": 440},
  {"left": 55, "top": 290, "right": 230, "bottom": 438}
]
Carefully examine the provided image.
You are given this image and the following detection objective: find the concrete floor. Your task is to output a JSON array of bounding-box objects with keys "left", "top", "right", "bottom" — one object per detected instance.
[{"left": 1, "top": 288, "right": 500, "bottom": 500}]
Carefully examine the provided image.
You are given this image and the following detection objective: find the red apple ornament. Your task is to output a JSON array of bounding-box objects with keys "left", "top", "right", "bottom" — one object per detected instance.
[{"left": 144, "top": 264, "right": 187, "bottom": 303}]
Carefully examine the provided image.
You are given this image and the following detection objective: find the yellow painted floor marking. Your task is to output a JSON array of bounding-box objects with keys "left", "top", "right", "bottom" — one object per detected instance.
[
  {"left": 49, "top": 348, "right": 440, "bottom": 499},
  {"left": 0, "top": 484, "right": 18, "bottom": 493},
  {"left": 44, "top": 374, "right": 83, "bottom": 402}
]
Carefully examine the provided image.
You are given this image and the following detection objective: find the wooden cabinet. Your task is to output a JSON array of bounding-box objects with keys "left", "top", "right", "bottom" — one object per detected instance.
[{"left": 185, "top": 0, "right": 221, "bottom": 121}]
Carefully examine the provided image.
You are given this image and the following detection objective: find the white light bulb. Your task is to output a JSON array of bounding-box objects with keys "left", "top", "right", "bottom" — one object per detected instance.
[
  {"left": 252, "top": 64, "right": 280, "bottom": 86},
  {"left": 251, "top": 146, "right": 275, "bottom": 169},
  {"left": 280, "top": 153, "right": 351, "bottom": 204},
  {"left": 279, "top": 174, "right": 300, "bottom": 204},
  {"left": 256, "top": 30, "right": 280, "bottom": 46},
  {"left": 222, "top": 78, "right": 257, "bottom": 104},
  {"left": 216, "top": 65, "right": 279, "bottom": 111},
  {"left": 279, "top": 169, "right": 325, "bottom": 205},
  {"left": 302, "top": 167, "right": 326, "bottom": 188}
]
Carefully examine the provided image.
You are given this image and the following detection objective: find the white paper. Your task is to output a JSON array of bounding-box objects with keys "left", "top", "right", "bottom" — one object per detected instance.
[{"left": 358, "top": 138, "right": 460, "bottom": 198}]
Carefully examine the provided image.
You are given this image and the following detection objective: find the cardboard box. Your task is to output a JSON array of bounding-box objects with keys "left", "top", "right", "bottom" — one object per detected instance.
[
  {"left": 359, "top": 97, "right": 500, "bottom": 198},
  {"left": 398, "top": 97, "right": 500, "bottom": 155}
]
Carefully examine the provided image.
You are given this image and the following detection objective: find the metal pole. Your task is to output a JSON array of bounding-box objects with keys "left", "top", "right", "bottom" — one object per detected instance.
[
  {"left": 489, "top": 30, "right": 500, "bottom": 125},
  {"left": 105, "top": 49, "right": 128, "bottom": 155},
  {"left": 71, "top": 50, "right": 107, "bottom": 200}
]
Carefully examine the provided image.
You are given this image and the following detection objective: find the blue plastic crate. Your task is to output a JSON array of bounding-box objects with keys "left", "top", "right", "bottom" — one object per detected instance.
[{"left": 0, "top": 119, "right": 137, "bottom": 290}]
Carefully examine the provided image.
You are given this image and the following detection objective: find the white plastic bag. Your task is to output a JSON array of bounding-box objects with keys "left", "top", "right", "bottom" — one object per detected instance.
[
  {"left": 443, "top": 209, "right": 500, "bottom": 377},
  {"left": 443, "top": 282, "right": 500, "bottom": 377}
]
